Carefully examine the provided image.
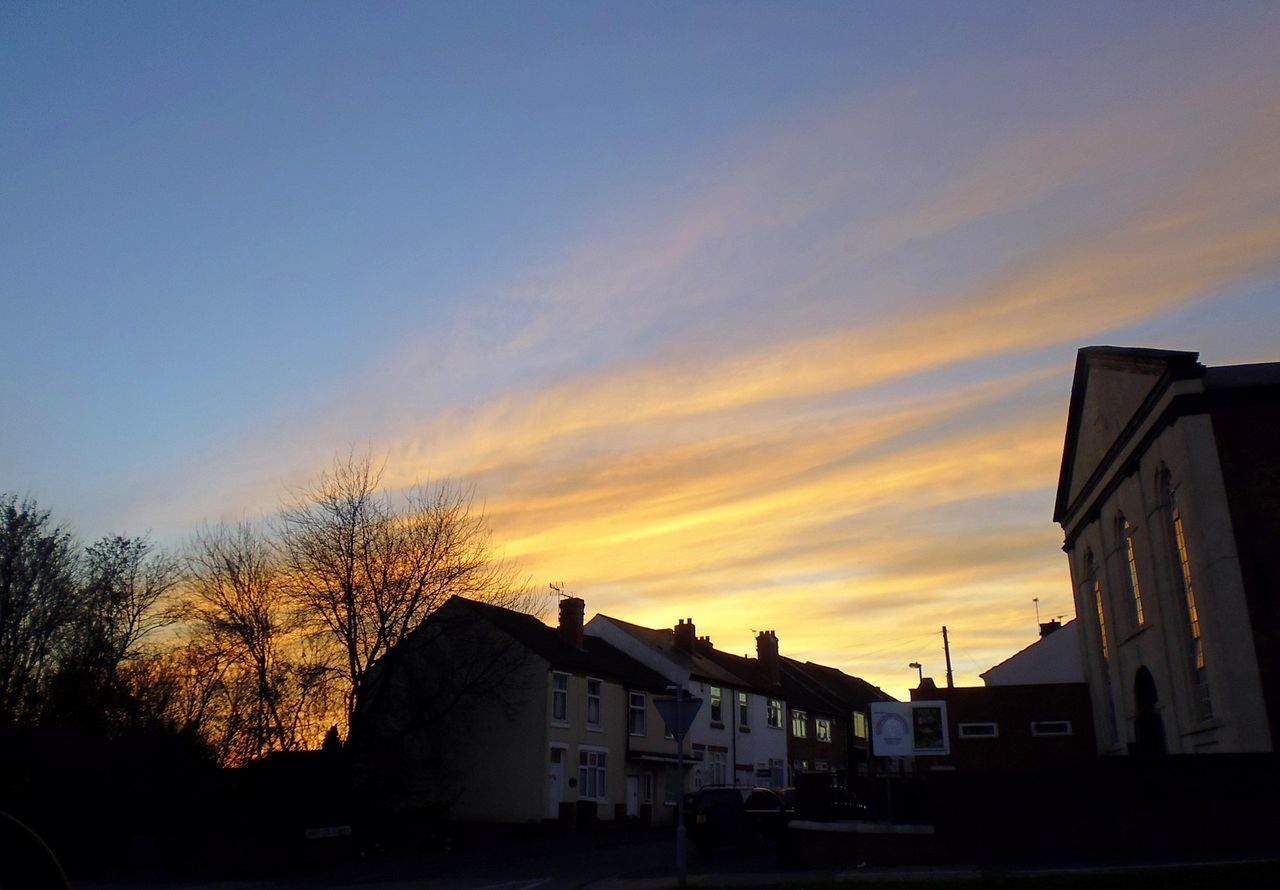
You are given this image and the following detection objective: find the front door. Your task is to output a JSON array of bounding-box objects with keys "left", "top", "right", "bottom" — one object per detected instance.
[
  {"left": 548, "top": 747, "right": 566, "bottom": 818},
  {"left": 626, "top": 775, "right": 640, "bottom": 817}
]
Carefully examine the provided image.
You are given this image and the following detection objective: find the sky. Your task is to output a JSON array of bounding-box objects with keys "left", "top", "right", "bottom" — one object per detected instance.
[{"left": 3, "top": 1, "right": 1280, "bottom": 700}]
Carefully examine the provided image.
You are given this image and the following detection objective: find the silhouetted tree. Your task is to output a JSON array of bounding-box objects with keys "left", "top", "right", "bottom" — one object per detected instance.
[
  {"left": 278, "top": 453, "right": 530, "bottom": 725},
  {"left": 184, "top": 522, "right": 337, "bottom": 764},
  {"left": 43, "top": 534, "right": 181, "bottom": 732},
  {"left": 0, "top": 495, "right": 79, "bottom": 728}
]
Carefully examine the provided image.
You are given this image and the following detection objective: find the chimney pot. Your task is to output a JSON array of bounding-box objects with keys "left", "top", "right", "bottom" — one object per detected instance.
[
  {"left": 674, "top": 618, "right": 696, "bottom": 653},
  {"left": 755, "top": 629, "right": 781, "bottom": 686},
  {"left": 559, "top": 597, "right": 585, "bottom": 649}
]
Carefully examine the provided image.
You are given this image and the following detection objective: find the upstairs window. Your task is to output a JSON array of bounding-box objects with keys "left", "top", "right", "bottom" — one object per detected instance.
[
  {"left": 767, "top": 698, "right": 783, "bottom": 729},
  {"left": 1164, "top": 471, "right": 1212, "bottom": 721},
  {"left": 587, "top": 677, "right": 602, "bottom": 728},
  {"left": 1085, "top": 550, "right": 1109, "bottom": 661},
  {"left": 710, "top": 686, "right": 722, "bottom": 723},
  {"left": 552, "top": 672, "right": 569, "bottom": 724},
  {"left": 792, "top": 709, "right": 808, "bottom": 738},
  {"left": 738, "top": 691, "right": 749, "bottom": 727},
  {"left": 815, "top": 718, "right": 832, "bottom": 742},
  {"left": 1118, "top": 515, "right": 1145, "bottom": 626},
  {"left": 629, "top": 692, "right": 646, "bottom": 736},
  {"left": 852, "top": 710, "right": 868, "bottom": 739}
]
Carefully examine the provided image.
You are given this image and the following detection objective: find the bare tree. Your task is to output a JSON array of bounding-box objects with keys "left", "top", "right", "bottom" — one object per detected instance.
[
  {"left": 278, "top": 453, "right": 529, "bottom": 725},
  {"left": 69, "top": 535, "right": 180, "bottom": 681},
  {"left": 184, "top": 522, "right": 336, "bottom": 764},
  {"left": 0, "top": 495, "right": 79, "bottom": 728},
  {"left": 42, "top": 534, "right": 183, "bottom": 733}
]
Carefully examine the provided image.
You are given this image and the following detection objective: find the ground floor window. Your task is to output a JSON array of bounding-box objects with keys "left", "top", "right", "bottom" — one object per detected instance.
[
  {"left": 958, "top": 722, "right": 999, "bottom": 738},
  {"left": 769, "top": 758, "right": 785, "bottom": 786},
  {"left": 579, "top": 749, "right": 607, "bottom": 800},
  {"left": 708, "top": 750, "right": 727, "bottom": 785},
  {"left": 642, "top": 772, "right": 654, "bottom": 804},
  {"left": 1030, "top": 720, "right": 1072, "bottom": 736}
]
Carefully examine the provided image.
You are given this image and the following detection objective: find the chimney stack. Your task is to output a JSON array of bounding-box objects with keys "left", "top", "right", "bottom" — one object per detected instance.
[
  {"left": 559, "top": 597, "right": 585, "bottom": 649},
  {"left": 1039, "top": 619, "right": 1063, "bottom": 639},
  {"left": 756, "top": 630, "right": 780, "bottom": 685},
  {"left": 674, "top": 618, "right": 696, "bottom": 653}
]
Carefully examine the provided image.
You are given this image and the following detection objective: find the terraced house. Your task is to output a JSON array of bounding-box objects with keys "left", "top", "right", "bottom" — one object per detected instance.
[{"left": 353, "top": 595, "right": 669, "bottom": 823}]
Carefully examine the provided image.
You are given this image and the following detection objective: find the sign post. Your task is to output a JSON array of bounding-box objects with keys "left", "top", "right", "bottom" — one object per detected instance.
[
  {"left": 655, "top": 689, "right": 702, "bottom": 888},
  {"left": 870, "top": 701, "right": 950, "bottom": 822}
]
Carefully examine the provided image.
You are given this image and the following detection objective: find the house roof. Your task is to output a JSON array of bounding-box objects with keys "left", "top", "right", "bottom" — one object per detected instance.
[
  {"left": 442, "top": 597, "right": 671, "bottom": 691},
  {"left": 700, "top": 646, "right": 783, "bottom": 697},
  {"left": 784, "top": 658, "right": 896, "bottom": 708},
  {"left": 592, "top": 614, "right": 751, "bottom": 687},
  {"left": 1053, "top": 346, "right": 1280, "bottom": 536},
  {"left": 1053, "top": 346, "right": 1202, "bottom": 525},
  {"left": 979, "top": 620, "right": 1085, "bottom": 686}
]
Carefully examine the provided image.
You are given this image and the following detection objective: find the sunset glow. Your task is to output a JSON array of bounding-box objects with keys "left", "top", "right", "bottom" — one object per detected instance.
[{"left": 5, "top": 2, "right": 1280, "bottom": 701}]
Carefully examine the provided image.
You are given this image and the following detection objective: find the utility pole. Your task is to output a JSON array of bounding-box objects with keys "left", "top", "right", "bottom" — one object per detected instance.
[{"left": 942, "top": 625, "right": 955, "bottom": 689}]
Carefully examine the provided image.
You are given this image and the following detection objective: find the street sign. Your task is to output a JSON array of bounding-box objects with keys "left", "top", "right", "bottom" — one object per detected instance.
[{"left": 654, "top": 695, "right": 702, "bottom": 741}]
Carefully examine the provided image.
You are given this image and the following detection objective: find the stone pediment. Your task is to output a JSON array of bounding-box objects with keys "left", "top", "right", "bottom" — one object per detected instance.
[{"left": 1054, "top": 347, "right": 1201, "bottom": 523}]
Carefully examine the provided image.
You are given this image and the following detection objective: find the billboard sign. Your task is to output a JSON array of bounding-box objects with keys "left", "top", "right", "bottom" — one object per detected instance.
[{"left": 870, "top": 701, "right": 950, "bottom": 756}]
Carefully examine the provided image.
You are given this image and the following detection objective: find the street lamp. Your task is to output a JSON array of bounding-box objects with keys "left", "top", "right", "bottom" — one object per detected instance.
[{"left": 908, "top": 661, "right": 923, "bottom": 684}]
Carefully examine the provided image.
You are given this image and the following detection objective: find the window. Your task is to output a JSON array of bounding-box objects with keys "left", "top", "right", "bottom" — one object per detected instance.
[
  {"left": 767, "top": 698, "right": 783, "bottom": 728},
  {"left": 1084, "top": 550, "right": 1109, "bottom": 660},
  {"left": 738, "top": 691, "right": 749, "bottom": 727},
  {"left": 1118, "top": 515, "right": 1145, "bottom": 626},
  {"left": 768, "top": 758, "right": 785, "bottom": 785},
  {"left": 815, "top": 718, "right": 832, "bottom": 742},
  {"left": 814, "top": 759, "right": 829, "bottom": 772},
  {"left": 1030, "top": 720, "right": 1072, "bottom": 736},
  {"left": 852, "top": 710, "right": 868, "bottom": 739},
  {"left": 552, "top": 672, "right": 569, "bottom": 724},
  {"left": 587, "top": 677, "right": 602, "bottom": 728},
  {"left": 708, "top": 750, "right": 727, "bottom": 785},
  {"left": 1165, "top": 477, "right": 1212, "bottom": 721},
  {"left": 710, "top": 686, "right": 722, "bottom": 723},
  {"left": 629, "top": 692, "right": 646, "bottom": 736},
  {"left": 642, "top": 773, "right": 654, "bottom": 804},
  {"left": 958, "top": 722, "right": 999, "bottom": 738},
  {"left": 579, "top": 749, "right": 607, "bottom": 800},
  {"left": 791, "top": 709, "right": 808, "bottom": 738}
]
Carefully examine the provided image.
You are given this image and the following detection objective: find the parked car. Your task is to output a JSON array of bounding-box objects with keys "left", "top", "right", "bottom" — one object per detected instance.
[{"left": 683, "top": 786, "right": 790, "bottom": 851}]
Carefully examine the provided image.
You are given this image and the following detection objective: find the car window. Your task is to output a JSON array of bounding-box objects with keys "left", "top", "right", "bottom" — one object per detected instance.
[{"left": 744, "top": 790, "right": 781, "bottom": 810}]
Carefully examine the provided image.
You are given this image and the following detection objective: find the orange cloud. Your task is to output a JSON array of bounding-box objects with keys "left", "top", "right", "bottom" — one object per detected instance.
[{"left": 134, "top": 29, "right": 1280, "bottom": 700}]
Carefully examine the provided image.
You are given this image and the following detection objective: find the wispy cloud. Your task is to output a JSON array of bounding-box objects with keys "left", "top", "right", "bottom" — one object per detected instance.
[{"left": 137, "top": 18, "right": 1280, "bottom": 697}]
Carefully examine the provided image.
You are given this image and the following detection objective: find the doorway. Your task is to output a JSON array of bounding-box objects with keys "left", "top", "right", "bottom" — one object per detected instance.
[
  {"left": 548, "top": 746, "right": 566, "bottom": 818},
  {"left": 1133, "top": 667, "right": 1167, "bottom": 755}
]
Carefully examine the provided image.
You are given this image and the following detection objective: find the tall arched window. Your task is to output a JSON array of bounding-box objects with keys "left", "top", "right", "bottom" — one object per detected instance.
[
  {"left": 1082, "top": 548, "right": 1117, "bottom": 742},
  {"left": 1086, "top": 549, "right": 1109, "bottom": 661},
  {"left": 1116, "top": 513, "right": 1145, "bottom": 626},
  {"left": 1160, "top": 466, "right": 1212, "bottom": 721}
]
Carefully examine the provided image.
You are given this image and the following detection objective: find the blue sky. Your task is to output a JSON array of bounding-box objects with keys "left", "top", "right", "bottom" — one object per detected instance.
[{"left": 4, "top": 1, "right": 1279, "bottom": 697}]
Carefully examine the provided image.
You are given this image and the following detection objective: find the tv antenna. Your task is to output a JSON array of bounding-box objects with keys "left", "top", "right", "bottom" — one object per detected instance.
[{"left": 550, "top": 582, "right": 566, "bottom": 600}]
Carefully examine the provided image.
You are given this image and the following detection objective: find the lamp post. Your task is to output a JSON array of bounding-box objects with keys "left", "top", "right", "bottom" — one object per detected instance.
[{"left": 908, "top": 662, "right": 923, "bottom": 684}]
